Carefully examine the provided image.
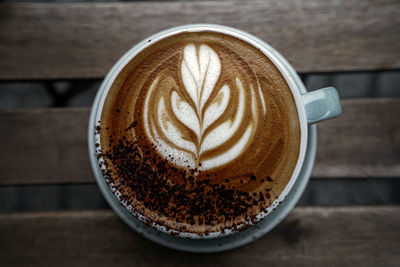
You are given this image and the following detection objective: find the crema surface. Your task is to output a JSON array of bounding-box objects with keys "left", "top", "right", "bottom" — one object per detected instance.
[{"left": 97, "top": 31, "right": 300, "bottom": 235}]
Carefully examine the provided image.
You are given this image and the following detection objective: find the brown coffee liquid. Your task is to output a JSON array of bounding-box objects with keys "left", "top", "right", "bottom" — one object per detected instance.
[{"left": 97, "top": 31, "right": 300, "bottom": 235}]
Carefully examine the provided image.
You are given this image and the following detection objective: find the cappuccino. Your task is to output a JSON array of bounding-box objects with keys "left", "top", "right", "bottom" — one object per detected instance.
[{"left": 96, "top": 31, "right": 300, "bottom": 235}]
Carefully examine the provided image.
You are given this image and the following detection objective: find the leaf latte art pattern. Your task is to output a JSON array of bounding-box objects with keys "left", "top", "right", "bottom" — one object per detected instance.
[{"left": 143, "top": 44, "right": 261, "bottom": 170}]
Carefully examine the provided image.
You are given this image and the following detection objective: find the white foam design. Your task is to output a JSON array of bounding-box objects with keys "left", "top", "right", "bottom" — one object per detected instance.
[
  {"left": 256, "top": 80, "right": 267, "bottom": 115},
  {"left": 201, "top": 123, "right": 253, "bottom": 170},
  {"left": 181, "top": 44, "right": 221, "bottom": 113},
  {"left": 158, "top": 97, "right": 197, "bottom": 155},
  {"left": 143, "top": 78, "right": 195, "bottom": 168},
  {"left": 202, "top": 85, "right": 230, "bottom": 133},
  {"left": 142, "top": 44, "right": 260, "bottom": 170},
  {"left": 171, "top": 91, "right": 200, "bottom": 139},
  {"left": 201, "top": 78, "right": 245, "bottom": 152}
]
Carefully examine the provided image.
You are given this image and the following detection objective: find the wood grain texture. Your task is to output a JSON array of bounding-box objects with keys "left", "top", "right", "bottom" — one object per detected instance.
[
  {"left": 0, "top": 206, "right": 398, "bottom": 266},
  {"left": 0, "top": 0, "right": 399, "bottom": 79},
  {"left": 314, "top": 98, "right": 400, "bottom": 178},
  {"left": 0, "top": 108, "right": 91, "bottom": 184},
  {"left": 0, "top": 98, "right": 399, "bottom": 185}
]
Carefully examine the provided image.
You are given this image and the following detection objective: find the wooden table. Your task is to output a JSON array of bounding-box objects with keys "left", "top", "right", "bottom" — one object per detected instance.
[{"left": 0, "top": 1, "right": 399, "bottom": 266}]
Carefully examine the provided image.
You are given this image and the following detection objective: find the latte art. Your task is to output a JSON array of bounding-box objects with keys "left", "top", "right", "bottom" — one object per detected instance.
[
  {"left": 143, "top": 44, "right": 263, "bottom": 170},
  {"left": 98, "top": 31, "right": 301, "bottom": 235}
]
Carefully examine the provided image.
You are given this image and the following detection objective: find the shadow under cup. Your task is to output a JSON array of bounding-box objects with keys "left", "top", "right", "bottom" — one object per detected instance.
[{"left": 88, "top": 24, "right": 340, "bottom": 250}]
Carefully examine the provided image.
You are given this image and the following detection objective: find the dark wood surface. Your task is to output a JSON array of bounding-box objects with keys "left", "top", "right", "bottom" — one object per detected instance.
[
  {"left": 314, "top": 98, "right": 400, "bottom": 178},
  {"left": 1, "top": 0, "right": 399, "bottom": 79},
  {"left": 0, "top": 0, "right": 398, "bottom": 265},
  {"left": 0, "top": 108, "right": 90, "bottom": 185},
  {"left": 0, "top": 98, "right": 399, "bottom": 185},
  {"left": 0, "top": 206, "right": 398, "bottom": 266}
]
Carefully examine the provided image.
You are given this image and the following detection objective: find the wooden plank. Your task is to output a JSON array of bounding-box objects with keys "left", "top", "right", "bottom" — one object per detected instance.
[
  {"left": 0, "top": 0, "right": 399, "bottom": 80},
  {"left": 314, "top": 98, "right": 400, "bottom": 178},
  {"left": 0, "top": 98, "right": 399, "bottom": 185},
  {"left": 0, "top": 206, "right": 398, "bottom": 266},
  {"left": 0, "top": 108, "right": 91, "bottom": 185}
]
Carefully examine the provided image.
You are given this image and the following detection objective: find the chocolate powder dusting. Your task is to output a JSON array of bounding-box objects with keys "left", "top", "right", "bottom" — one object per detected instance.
[
  {"left": 97, "top": 126, "right": 278, "bottom": 234},
  {"left": 126, "top": 121, "right": 137, "bottom": 130}
]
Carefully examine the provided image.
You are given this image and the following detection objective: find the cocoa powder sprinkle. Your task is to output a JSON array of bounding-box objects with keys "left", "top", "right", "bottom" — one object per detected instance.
[{"left": 96, "top": 125, "right": 276, "bottom": 233}]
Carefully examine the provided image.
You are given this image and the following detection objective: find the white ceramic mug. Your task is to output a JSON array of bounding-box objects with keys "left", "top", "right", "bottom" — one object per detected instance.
[{"left": 88, "top": 24, "right": 341, "bottom": 250}]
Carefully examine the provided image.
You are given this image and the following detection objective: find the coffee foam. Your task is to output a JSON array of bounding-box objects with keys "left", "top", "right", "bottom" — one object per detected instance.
[
  {"left": 143, "top": 44, "right": 260, "bottom": 170},
  {"left": 98, "top": 31, "right": 301, "bottom": 235}
]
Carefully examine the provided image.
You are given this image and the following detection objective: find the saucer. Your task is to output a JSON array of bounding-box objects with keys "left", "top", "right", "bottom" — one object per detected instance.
[{"left": 88, "top": 24, "right": 318, "bottom": 252}]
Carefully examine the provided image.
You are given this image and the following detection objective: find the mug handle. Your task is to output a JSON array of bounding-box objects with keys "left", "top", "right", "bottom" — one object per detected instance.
[{"left": 301, "top": 87, "right": 342, "bottom": 124}]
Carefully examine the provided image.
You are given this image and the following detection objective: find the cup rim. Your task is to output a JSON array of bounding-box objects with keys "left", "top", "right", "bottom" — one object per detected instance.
[{"left": 88, "top": 24, "right": 308, "bottom": 239}]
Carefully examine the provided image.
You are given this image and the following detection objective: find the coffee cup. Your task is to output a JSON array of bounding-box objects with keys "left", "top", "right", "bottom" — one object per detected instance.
[{"left": 88, "top": 24, "right": 341, "bottom": 240}]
